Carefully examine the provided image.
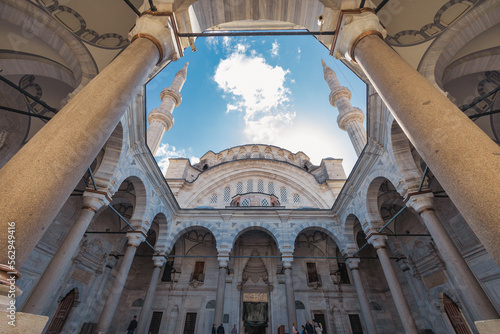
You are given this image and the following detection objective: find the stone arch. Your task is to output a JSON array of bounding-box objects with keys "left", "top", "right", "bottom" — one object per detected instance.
[
  {"left": 289, "top": 222, "right": 342, "bottom": 252},
  {"left": 111, "top": 170, "right": 150, "bottom": 229},
  {"left": 389, "top": 119, "right": 422, "bottom": 191},
  {"left": 165, "top": 222, "right": 221, "bottom": 253},
  {"left": 150, "top": 211, "right": 169, "bottom": 253},
  {"left": 228, "top": 222, "right": 282, "bottom": 253},
  {"left": 93, "top": 121, "right": 125, "bottom": 188},
  {"left": 364, "top": 176, "right": 393, "bottom": 229},
  {"left": 342, "top": 213, "right": 363, "bottom": 252}
]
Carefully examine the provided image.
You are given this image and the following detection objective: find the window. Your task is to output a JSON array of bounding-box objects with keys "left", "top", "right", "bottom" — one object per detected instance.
[
  {"left": 261, "top": 199, "right": 269, "bottom": 206},
  {"left": 337, "top": 262, "right": 350, "bottom": 284},
  {"left": 252, "top": 153, "right": 259, "bottom": 158},
  {"left": 224, "top": 187, "right": 231, "bottom": 202},
  {"left": 348, "top": 314, "right": 363, "bottom": 334},
  {"left": 257, "top": 180, "right": 264, "bottom": 193},
  {"left": 161, "top": 261, "right": 174, "bottom": 282},
  {"left": 183, "top": 313, "right": 197, "bottom": 334},
  {"left": 307, "top": 263, "right": 319, "bottom": 283},
  {"left": 210, "top": 194, "right": 217, "bottom": 204},
  {"left": 293, "top": 193, "right": 300, "bottom": 203},
  {"left": 241, "top": 198, "right": 250, "bottom": 206},
  {"left": 148, "top": 312, "right": 163, "bottom": 334},
  {"left": 191, "top": 262, "right": 205, "bottom": 282},
  {"left": 280, "top": 187, "right": 288, "bottom": 203},
  {"left": 46, "top": 289, "right": 76, "bottom": 334},
  {"left": 237, "top": 182, "right": 243, "bottom": 195},
  {"left": 247, "top": 179, "right": 253, "bottom": 192},
  {"left": 268, "top": 182, "right": 274, "bottom": 195}
]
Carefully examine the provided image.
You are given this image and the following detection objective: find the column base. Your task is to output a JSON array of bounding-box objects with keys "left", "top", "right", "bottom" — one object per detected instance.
[
  {"left": 0, "top": 310, "right": 48, "bottom": 333},
  {"left": 475, "top": 319, "right": 500, "bottom": 333}
]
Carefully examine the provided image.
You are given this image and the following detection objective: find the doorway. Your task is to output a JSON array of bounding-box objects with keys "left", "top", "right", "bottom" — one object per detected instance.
[{"left": 243, "top": 302, "right": 268, "bottom": 334}]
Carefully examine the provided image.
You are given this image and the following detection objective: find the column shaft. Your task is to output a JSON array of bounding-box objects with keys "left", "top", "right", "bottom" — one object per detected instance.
[
  {"left": 214, "top": 266, "right": 227, "bottom": 326},
  {"left": 0, "top": 37, "right": 159, "bottom": 269},
  {"left": 146, "top": 122, "right": 166, "bottom": 156},
  {"left": 284, "top": 267, "right": 297, "bottom": 332},
  {"left": 350, "top": 268, "right": 377, "bottom": 333},
  {"left": 354, "top": 35, "right": 500, "bottom": 265},
  {"left": 420, "top": 209, "right": 499, "bottom": 320},
  {"left": 136, "top": 266, "right": 162, "bottom": 334},
  {"left": 95, "top": 243, "right": 138, "bottom": 333},
  {"left": 376, "top": 247, "right": 418, "bottom": 334},
  {"left": 22, "top": 207, "right": 97, "bottom": 314}
]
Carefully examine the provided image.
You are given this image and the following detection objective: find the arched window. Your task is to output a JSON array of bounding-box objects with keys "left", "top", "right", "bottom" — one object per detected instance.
[
  {"left": 241, "top": 198, "right": 250, "bottom": 206},
  {"left": 257, "top": 180, "right": 264, "bottom": 193},
  {"left": 293, "top": 194, "right": 300, "bottom": 203},
  {"left": 210, "top": 194, "right": 218, "bottom": 204},
  {"left": 252, "top": 153, "right": 260, "bottom": 158},
  {"left": 224, "top": 187, "right": 231, "bottom": 202},
  {"left": 237, "top": 182, "right": 243, "bottom": 195},
  {"left": 261, "top": 199, "right": 269, "bottom": 206},
  {"left": 268, "top": 182, "right": 274, "bottom": 195},
  {"left": 247, "top": 179, "right": 253, "bottom": 192},
  {"left": 280, "top": 187, "right": 288, "bottom": 203}
]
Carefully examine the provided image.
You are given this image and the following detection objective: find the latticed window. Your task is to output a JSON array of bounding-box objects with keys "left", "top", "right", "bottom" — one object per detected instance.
[
  {"left": 280, "top": 187, "right": 288, "bottom": 203},
  {"left": 261, "top": 199, "right": 269, "bottom": 206},
  {"left": 247, "top": 179, "right": 253, "bottom": 192},
  {"left": 252, "top": 153, "right": 259, "bottom": 158},
  {"left": 293, "top": 193, "right": 300, "bottom": 203},
  {"left": 268, "top": 182, "right": 274, "bottom": 195},
  {"left": 237, "top": 182, "right": 243, "bottom": 195},
  {"left": 210, "top": 194, "right": 217, "bottom": 204},
  {"left": 224, "top": 187, "right": 231, "bottom": 202},
  {"left": 257, "top": 180, "right": 264, "bottom": 193},
  {"left": 265, "top": 154, "right": 272, "bottom": 159},
  {"left": 241, "top": 198, "right": 250, "bottom": 206}
]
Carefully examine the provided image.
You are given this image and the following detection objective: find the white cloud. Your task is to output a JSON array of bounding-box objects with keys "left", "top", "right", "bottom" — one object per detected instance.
[
  {"left": 214, "top": 46, "right": 295, "bottom": 142},
  {"left": 297, "top": 47, "right": 301, "bottom": 60},
  {"left": 222, "top": 36, "right": 231, "bottom": 50},
  {"left": 155, "top": 143, "right": 199, "bottom": 174},
  {"left": 270, "top": 40, "right": 279, "bottom": 57}
]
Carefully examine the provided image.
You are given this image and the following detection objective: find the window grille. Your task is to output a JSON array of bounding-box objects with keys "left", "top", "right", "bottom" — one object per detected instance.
[
  {"left": 265, "top": 154, "right": 272, "bottom": 159},
  {"left": 280, "top": 187, "right": 288, "bottom": 203},
  {"left": 261, "top": 199, "right": 269, "bottom": 206},
  {"left": 241, "top": 198, "right": 250, "bottom": 206},
  {"left": 268, "top": 182, "right": 274, "bottom": 195},
  {"left": 224, "top": 187, "right": 231, "bottom": 202},
  {"left": 293, "top": 194, "right": 300, "bottom": 203},
  {"left": 247, "top": 179, "right": 253, "bottom": 192},
  {"left": 183, "top": 313, "right": 197, "bottom": 334},
  {"left": 252, "top": 153, "right": 260, "bottom": 158},
  {"left": 148, "top": 312, "right": 163, "bottom": 334},
  {"left": 257, "top": 180, "right": 264, "bottom": 193},
  {"left": 237, "top": 182, "right": 243, "bottom": 195},
  {"left": 210, "top": 194, "right": 217, "bottom": 204}
]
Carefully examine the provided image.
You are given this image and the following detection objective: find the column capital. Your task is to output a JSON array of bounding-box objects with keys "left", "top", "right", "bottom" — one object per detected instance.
[
  {"left": 218, "top": 251, "right": 230, "bottom": 268},
  {"left": 282, "top": 252, "right": 294, "bottom": 269},
  {"left": 337, "top": 107, "right": 365, "bottom": 130},
  {"left": 405, "top": 190, "right": 435, "bottom": 214},
  {"left": 126, "top": 231, "right": 146, "bottom": 247},
  {"left": 82, "top": 189, "right": 111, "bottom": 212},
  {"left": 366, "top": 232, "right": 387, "bottom": 250},
  {"left": 345, "top": 257, "right": 361, "bottom": 270},
  {"left": 128, "top": 13, "right": 180, "bottom": 64},
  {"left": 153, "top": 255, "right": 167, "bottom": 268},
  {"left": 332, "top": 9, "right": 386, "bottom": 62},
  {"left": 160, "top": 87, "right": 182, "bottom": 107}
]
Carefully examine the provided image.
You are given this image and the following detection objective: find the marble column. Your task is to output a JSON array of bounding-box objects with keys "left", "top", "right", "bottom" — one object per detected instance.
[
  {"left": 283, "top": 256, "right": 297, "bottom": 333},
  {"left": 22, "top": 190, "right": 110, "bottom": 315},
  {"left": 0, "top": 13, "right": 178, "bottom": 277},
  {"left": 406, "top": 192, "right": 499, "bottom": 321},
  {"left": 214, "top": 256, "right": 229, "bottom": 326},
  {"left": 147, "top": 62, "right": 189, "bottom": 155},
  {"left": 367, "top": 233, "right": 418, "bottom": 334},
  {"left": 95, "top": 232, "right": 145, "bottom": 334},
  {"left": 136, "top": 255, "right": 166, "bottom": 334},
  {"left": 333, "top": 9, "right": 500, "bottom": 265},
  {"left": 346, "top": 258, "right": 377, "bottom": 334},
  {"left": 322, "top": 60, "right": 367, "bottom": 156}
]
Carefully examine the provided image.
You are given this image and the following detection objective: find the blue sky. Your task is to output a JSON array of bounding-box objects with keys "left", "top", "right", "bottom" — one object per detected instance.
[{"left": 146, "top": 34, "right": 367, "bottom": 176}]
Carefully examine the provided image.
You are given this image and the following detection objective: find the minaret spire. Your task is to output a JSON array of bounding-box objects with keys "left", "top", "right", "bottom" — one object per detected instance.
[
  {"left": 322, "top": 60, "right": 367, "bottom": 156},
  {"left": 147, "top": 62, "right": 189, "bottom": 155}
]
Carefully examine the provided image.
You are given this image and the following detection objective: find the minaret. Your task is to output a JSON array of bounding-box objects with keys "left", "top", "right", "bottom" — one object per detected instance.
[
  {"left": 147, "top": 62, "right": 189, "bottom": 155},
  {"left": 322, "top": 60, "right": 367, "bottom": 156}
]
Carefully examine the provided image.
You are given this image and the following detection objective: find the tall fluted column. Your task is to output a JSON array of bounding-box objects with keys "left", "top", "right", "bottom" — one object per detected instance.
[
  {"left": 367, "top": 233, "right": 418, "bottom": 334},
  {"left": 136, "top": 255, "right": 166, "bottom": 334},
  {"left": 345, "top": 258, "right": 377, "bottom": 334},
  {"left": 406, "top": 192, "right": 499, "bottom": 321},
  {"left": 95, "top": 232, "right": 145, "bottom": 334},
  {"left": 22, "top": 190, "right": 110, "bottom": 315},
  {"left": 322, "top": 60, "right": 367, "bottom": 155},
  {"left": 147, "top": 62, "right": 188, "bottom": 155},
  {"left": 0, "top": 13, "right": 179, "bottom": 283},
  {"left": 214, "top": 255, "right": 229, "bottom": 327},
  {"left": 282, "top": 255, "right": 297, "bottom": 332},
  {"left": 333, "top": 9, "right": 500, "bottom": 265}
]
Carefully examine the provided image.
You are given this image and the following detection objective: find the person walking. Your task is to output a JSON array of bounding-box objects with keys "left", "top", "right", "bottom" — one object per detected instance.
[
  {"left": 313, "top": 320, "right": 323, "bottom": 333},
  {"left": 305, "top": 320, "right": 314, "bottom": 334},
  {"left": 231, "top": 324, "right": 237, "bottom": 334},
  {"left": 212, "top": 324, "right": 218, "bottom": 334},
  {"left": 292, "top": 322, "right": 299, "bottom": 334},
  {"left": 218, "top": 323, "right": 226, "bottom": 334},
  {"left": 126, "top": 315, "right": 138, "bottom": 334},
  {"left": 301, "top": 325, "right": 307, "bottom": 334}
]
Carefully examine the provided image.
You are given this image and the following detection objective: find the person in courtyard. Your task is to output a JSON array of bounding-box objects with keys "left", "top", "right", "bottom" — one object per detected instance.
[
  {"left": 301, "top": 325, "right": 307, "bottom": 334},
  {"left": 313, "top": 320, "right": 323, "bottom": 333},
  {"left": 305, "top": 320, "right": 314, "bottom": 334},
  {"left": 126, "top": 315, "right": 138, "bottom": 334},
  {"left": 292, "top": 322, "right": 299, "bottom": 334},
  {"left": 231, "top": 324, "right": 237, "bottom": 334},
  {"left": 212, "top": 324, "right": 218, "bottom": 334},
  {"left": 218, "top": 323, "right": 225, "bottom": 334}
]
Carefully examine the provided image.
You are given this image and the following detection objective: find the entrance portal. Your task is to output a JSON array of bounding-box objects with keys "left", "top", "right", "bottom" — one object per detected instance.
[{"left": 243, "top": 302, "right": 268, "bottom": 334}]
